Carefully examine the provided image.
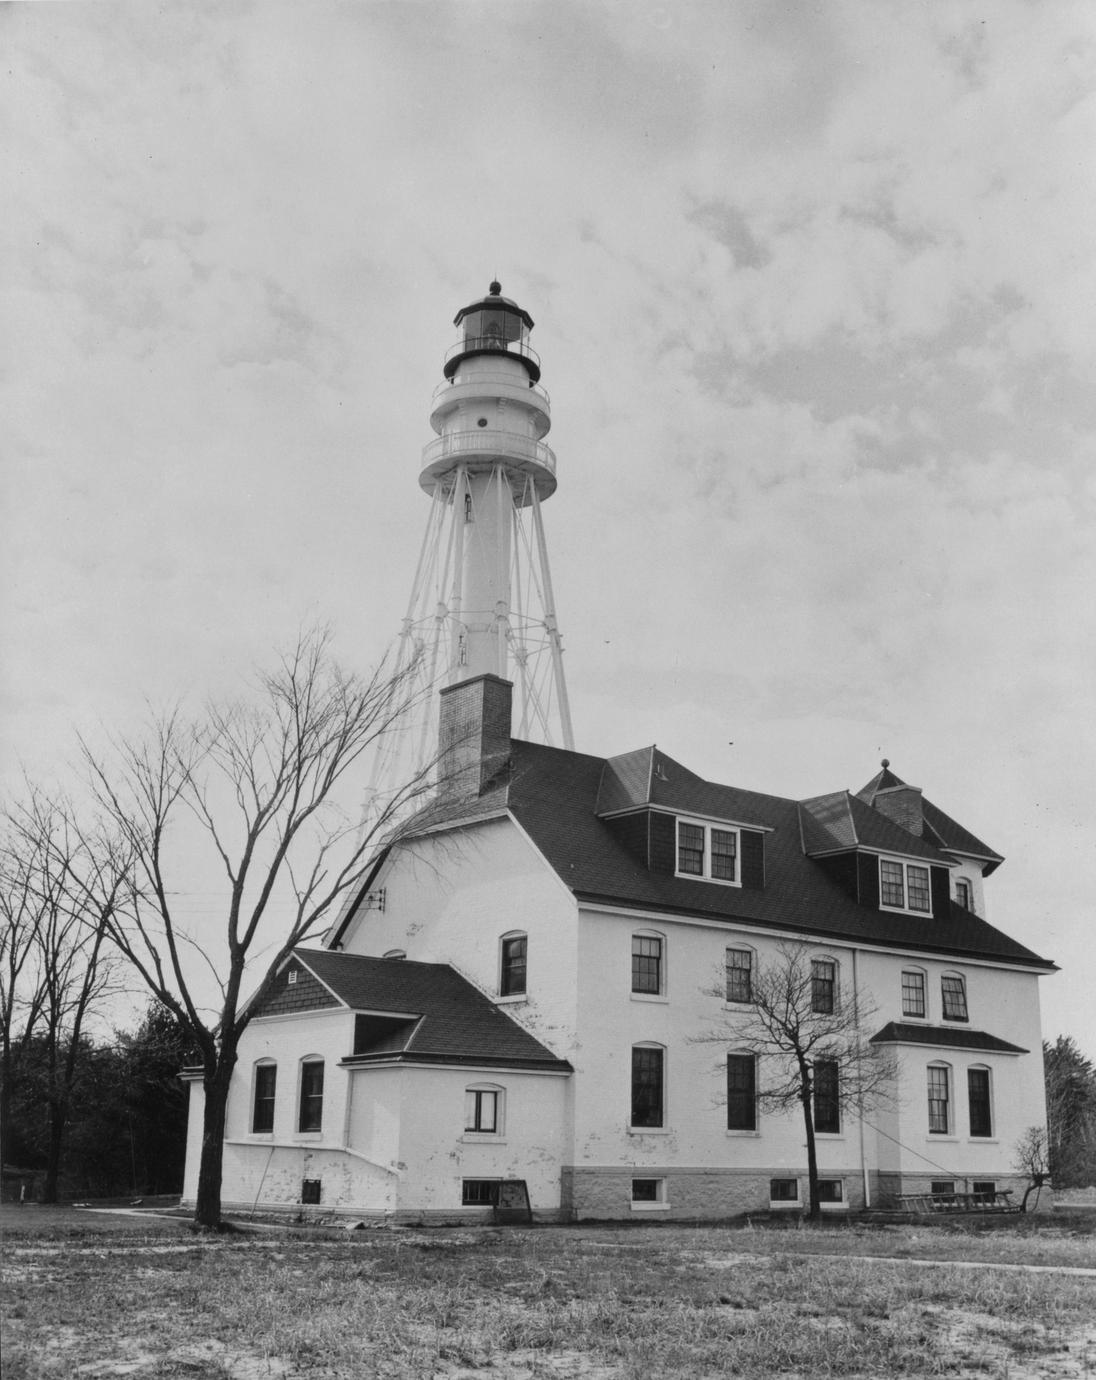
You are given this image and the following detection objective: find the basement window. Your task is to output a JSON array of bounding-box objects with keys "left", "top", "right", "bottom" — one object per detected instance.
[
  {"left": 301, "top": 1178, "right": 321, "bottom": 1204},
  {"left": 631, "top": 1178, "right": 669, "bottom": 1211},
  {"left": 817, "top": 1179, "right": 845, "bottom": 1207},
  {"left": 972, "top": 1180, "right": 997, "bottom": 1202},
  {"left": 769, "top": 1178, "right": 800, "bottom": 1206},
  {"left": 462, "top": 1179, "right": 501, "bottom": 1206}
]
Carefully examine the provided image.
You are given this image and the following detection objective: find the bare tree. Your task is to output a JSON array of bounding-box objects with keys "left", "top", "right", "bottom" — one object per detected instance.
[
  {"left": 79, "top": 628, "right": 439, "bottom": 1228},
  {"left": 698, "top": 942, "right": 896, "bottom": 1219},
  {"left": 1012, "top": 1124, "right": 1051, "bottom": 1213},
  {"left": 1, "top": 795, "right": 123, "bottom": 1199}
]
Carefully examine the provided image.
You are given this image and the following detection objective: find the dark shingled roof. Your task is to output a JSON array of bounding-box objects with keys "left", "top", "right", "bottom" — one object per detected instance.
[
  {"left": 294, "top": 949, "right": 571, "bottom": 1072},
  {"left": 870, "top": 1022, "right": 1028, "bottom": 1054},
  {"left": 499, "top": 740, "right": 1050, "bottom": 970},
  {"left": 857, "top": 766, "right": 1004, "bottom": 873}
]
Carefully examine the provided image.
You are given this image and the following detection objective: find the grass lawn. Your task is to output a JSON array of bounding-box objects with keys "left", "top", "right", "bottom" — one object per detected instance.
[{"left": 3, "top": 1209, "right": 1094, "bottom": 1378}]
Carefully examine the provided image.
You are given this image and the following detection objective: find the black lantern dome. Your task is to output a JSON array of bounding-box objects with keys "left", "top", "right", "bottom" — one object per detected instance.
[{"left": 443, "top": 281, "right": 541, "bottom": 383}]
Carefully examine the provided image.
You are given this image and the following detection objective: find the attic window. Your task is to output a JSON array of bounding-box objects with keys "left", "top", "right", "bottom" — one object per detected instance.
[
  {"left": 879, "top": 858, "right": 932, "bottom": 914},
  {"left": 676, "top": 819, "right": 740, "bottom": 886},
  {"left": 287, "top": 971, "right": 299, "bottom": 985}
]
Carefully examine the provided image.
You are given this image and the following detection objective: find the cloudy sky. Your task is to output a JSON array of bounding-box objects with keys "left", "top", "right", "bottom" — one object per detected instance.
[{"left": 5, "top": 2, "right": 1095, "bottom": 1052}]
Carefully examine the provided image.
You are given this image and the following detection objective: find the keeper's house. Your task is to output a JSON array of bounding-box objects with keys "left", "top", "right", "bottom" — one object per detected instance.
[{"left": 181, "top": 674, "right": 1054, "bottom": 1221}]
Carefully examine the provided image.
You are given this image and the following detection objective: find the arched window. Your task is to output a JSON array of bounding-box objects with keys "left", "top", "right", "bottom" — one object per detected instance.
[
  {"left": 810, "top": 956, "right": 839, "bottom": 1014},
  {"left": 464, "top": 1082, "right": 504, "bottom": 1135},
  {"left": 631, "top": 930, "right": 665, "bottom": 996},
  {"left": 927, "top": 1062, "right": 952, "bottom": 1134},
  {"left": 967, "top": 1065, "right": 993, "bottom": 1138},
  {"left": 725, "top": 945, "right": 755, "bottom": 1004},
  {"left": 298, "top": 1057, "right": 324, "bottom": 1133},
  {"left": 726, "top": 1051, "right": 757, "bottom": 1131},
  {"left": 812, "top": 1058, "right": 840, "bottom": 1133},
  {"left": 252, "top": 1061, "right": 277, "bottom": 1134},
  {"left": 630, "top": 1043, "right": 665, "bottom": 1128},
  {"left": 901, "top": 967, "right": 927, "bottom": 1019},
  {"left": 941, "top": 972, "right": 968, "bottom": 1022},
  {"left": 499, "top": 931, "right": 527, "bottom": 997}
]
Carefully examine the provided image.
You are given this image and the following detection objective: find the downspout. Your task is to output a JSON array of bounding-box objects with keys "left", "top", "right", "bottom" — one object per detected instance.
[{"left": 852, "top": 948, "right": 871, "bottom": 1209}]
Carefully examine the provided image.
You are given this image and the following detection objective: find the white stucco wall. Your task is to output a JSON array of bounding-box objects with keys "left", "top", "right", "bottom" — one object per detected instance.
[
  {"left": 337, "top": 816, "right": 581, "bottom": 1061},
  {"left": 570, "top": 905, "right": 1048, "bottom": 1194}
]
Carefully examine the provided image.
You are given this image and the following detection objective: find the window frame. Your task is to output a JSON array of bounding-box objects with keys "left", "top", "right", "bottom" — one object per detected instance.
[
  {"left": 630, "top": 1177, "right": 670, "bottom": 1212},
  {"left": 725, "top": 946, "right": 754, "bottom": 1004},
  {"left": 941, "top": 972, "right": 969, "bottom": 1023},
  {"left": 464, "top": 1083, "right": 504, "bottom": 1137},
  {"left": 726, "top": 1051, "right": 758, "bottom": 1132},
  {"left": 461, "top": 1178, "right": 501, "bottom": 1206},
  {"left": 810, "top": 957, "right": 838, "bottom": 1014},
  {"left": 967, "top": 1066, "right": 993, "bottom": 1139},
  {"left": 499, "top": 931, "right": 528, "bottom": 998},
  {"left": 878, "top": 856, "right": 933, "bottom": 915},
  {"left": 927, "top": 1062, "right": 952, "bottom": 1135},
  {"left": 630, "top": 1043, "right": 666, "bottom": 1130},
  {"left": 631, "top": 930, "right": 666, "bottom": 997},
  {"left": 675, "top": 817, "right": 742, "bottom": 887},
  {"left": 769, "top": 1177, "right": 801, "bottom": 1207},
  {"left": 816, "top": 1178, "right": 845, "bottom": 1207},
  {"left": 954, "top": 878, "right": 973, "bottom": 911},
  {"left": 252, "top": 1061, "right": 277, "bottom": 1135},
  {"left": 298, "top": 1058, "right": 325, "bottom": 1134},
  {"left": 812, "top": 1057, "right": 841, "bottom": 1134},
  {"left": 901, "top": 968, "right": 927, "bottom": 1019}
]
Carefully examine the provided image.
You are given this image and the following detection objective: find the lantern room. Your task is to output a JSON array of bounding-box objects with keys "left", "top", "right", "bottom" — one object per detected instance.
[{"left": 443, "top": 280, "right": 541, "bottom": 383}]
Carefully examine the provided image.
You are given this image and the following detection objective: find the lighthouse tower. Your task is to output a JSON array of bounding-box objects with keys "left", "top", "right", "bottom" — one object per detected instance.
[{"left": 379, "top": 282, "right": 574, "bottom": 785}]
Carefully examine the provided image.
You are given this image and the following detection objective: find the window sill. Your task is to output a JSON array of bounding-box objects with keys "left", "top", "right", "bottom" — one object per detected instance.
[
  {"left": 496, "top": 994, "right": 527, "bottom": 1005},
  {"left": 769, "top": 1201, "right": 802, "bottom": 1210},
  {"left": 461, "top": 1134, "right": 507, "bottom": 1144},
  {"left": 630, "top": 993, "right": 668, "bottom": 1004},
  {"left": 674, "top": 872, "right": 742, "bottom": 889},
  {"left": 928, "top": 1135, "right": 959, "bottom": 1143},
  {"left": 941, "top": 1018, "right": 970, "bottom": 1025},
  {"left": 630, "top": 1201, "right": 671, "bottom": 1213},
  {"left": 295, "top": 1131, "right": 324, "bottom": 1140},
  {"left": 627, "top": 1126, "right": 671, "bottom": 1135},
  {"left": 968, "top": 1137, "right": 998, "bottom": 1144},
  {"left": 726, "top": 1129, "right": 760, "bottom": 1138},
  {"left": 813, "top": 1132, "right": 844, "bottom": 1140},
  {"left": 879, "top": 902, "right": 932, "bottom": 918}
]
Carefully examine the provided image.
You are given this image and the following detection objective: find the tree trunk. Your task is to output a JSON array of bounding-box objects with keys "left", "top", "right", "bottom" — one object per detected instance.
[
  {"left": 43, "top": 1096, "right": 67, "bottom": 1203},
  {"left": 194, "top": 1054, "right": 236, "bottom": 1229},
  {"left": 800, "top": 1070, "right": 820, "bottom": 1221}
]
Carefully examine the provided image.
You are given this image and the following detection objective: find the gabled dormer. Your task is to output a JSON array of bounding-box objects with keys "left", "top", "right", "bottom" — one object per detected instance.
[{"left": 595, "top": 746, "right": 768, "bottom": 891}]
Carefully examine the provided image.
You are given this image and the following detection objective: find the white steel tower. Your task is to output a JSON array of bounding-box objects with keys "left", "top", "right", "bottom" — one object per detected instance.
[{"left": 380, "top": 282, "right": 574, "bottom": 783}]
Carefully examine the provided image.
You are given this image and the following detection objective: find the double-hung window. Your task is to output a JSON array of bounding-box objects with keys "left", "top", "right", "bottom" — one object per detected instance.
[
  {"left": 811, "top": 959, "right": 837, "bottom": 1014},
  {"left": 632, "top": 934, "right": 663, "bottom": 995},
  {"left": 500, "top": 933, "right": 527, "bottom": 996},
  {"left": 941, "top": 974, "right": 968, "bottom": 1022},
  {"left": 252, "top": 1063, "right": 276, "bottom": 1133},
  {"left": 726, "top": 947, "right": 753, "bottom": 1003},
  {"left": 928, "top": 1065, "right": 951, "bottom": 1134},
  {"left": 631, "top": 1045, "right": 665, "bottom": 1128},
  {"left": 901, "top": 969, "right": 926, "bottom": 1018},
  {"left": 676, "top": 819, "right": 739, "bottom": 884},
  {"left": 967, "top": 1068, "right": 992, "bottom": 1137},
  {"left": 879, "top": 858, "right": 932, "bottom": 913},
  {"left": 298, "top": 1059, "right": 324, "bottom": 1133},
  {"left": 726, "top": 1053, "right": 757, "bottom": 1131},
  {"left": 812, "top": 1058, "right": 840, "bottom": 1133}
]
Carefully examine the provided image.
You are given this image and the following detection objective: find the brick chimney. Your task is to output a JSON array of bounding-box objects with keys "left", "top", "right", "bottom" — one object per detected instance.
[
  {"left": 437, "top": 674, "right": 513, "bottom": 800},
  {"left": 871, "top": 784, "right": 924, "bottom": 837}
]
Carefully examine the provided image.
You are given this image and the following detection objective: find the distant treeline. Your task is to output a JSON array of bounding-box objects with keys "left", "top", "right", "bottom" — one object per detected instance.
[{"left": 2, "top": 1003, "right": 191, "bottom": 1202}]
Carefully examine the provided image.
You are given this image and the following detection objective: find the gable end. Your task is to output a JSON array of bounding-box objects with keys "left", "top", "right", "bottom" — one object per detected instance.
[{"left": 252, "top": 960, "right": 341, "bottom": 1018}]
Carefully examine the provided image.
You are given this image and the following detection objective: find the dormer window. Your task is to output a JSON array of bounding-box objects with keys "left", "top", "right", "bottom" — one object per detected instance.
[
  {"left": 676, "top": 819, "right": 740, "bottom": 885},
  {"left": 879, "top": 857, "right": 931, "bottom": 914},
  {"left": 955, "top": 879, "right": 972, "bottom": 911}
]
